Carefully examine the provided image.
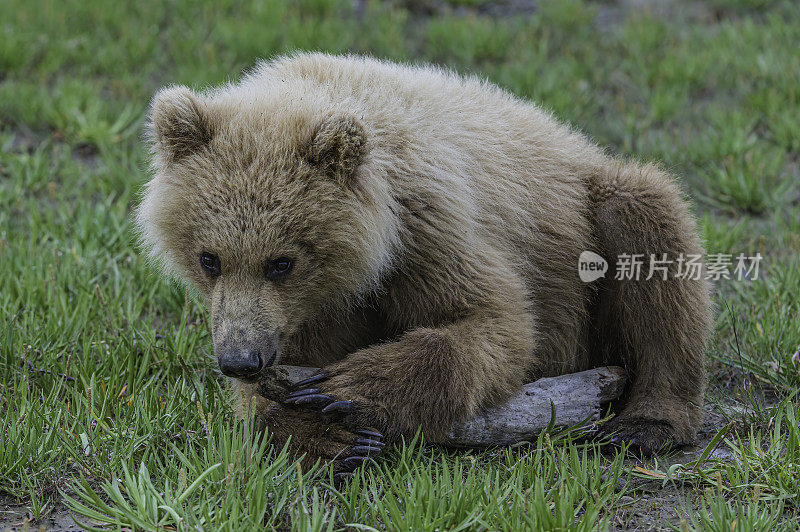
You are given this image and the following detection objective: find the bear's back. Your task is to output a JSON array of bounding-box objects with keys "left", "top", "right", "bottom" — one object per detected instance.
[{"left": 228, "top": 53, "right": 604, "bottom": 177}]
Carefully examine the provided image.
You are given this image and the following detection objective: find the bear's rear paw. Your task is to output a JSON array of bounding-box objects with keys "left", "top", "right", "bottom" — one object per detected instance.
[{"left": 600, "top": 417, "right": 691, "bottom": 456}]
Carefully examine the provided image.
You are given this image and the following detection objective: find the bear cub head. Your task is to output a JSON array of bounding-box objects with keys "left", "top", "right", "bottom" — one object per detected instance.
[{"left": 136, "top": 85, "right": 396, "bottom": 382}]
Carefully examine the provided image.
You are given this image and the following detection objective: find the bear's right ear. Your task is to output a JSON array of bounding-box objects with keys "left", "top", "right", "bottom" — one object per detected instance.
[{"left": 149, "top": 86, "right": 214, "bottom": 163}]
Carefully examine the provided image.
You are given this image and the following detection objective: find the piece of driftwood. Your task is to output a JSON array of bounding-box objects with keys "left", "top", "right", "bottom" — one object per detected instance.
[{"left": 258, "top": 365, "right": 627, "bottom": 448}]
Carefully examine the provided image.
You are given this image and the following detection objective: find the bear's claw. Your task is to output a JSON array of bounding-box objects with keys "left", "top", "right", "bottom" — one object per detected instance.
[
  {"left": 286, "top": 388, "right": 320, "bottom": 398},
  {"left": 293, "top": 372, "right": 329, "bottom": 388},
  {"left": 322, "top": 400, "right": 354, "bottom": 414},
  {"left": 355, "top": 428, "right": 382, "bottom": 439},
  {"left": 341, "top": 455, "right": 373, "bottom": 470},
  {"left": 355, "top": 437, "right": 384, "bottom": 447},
  {"left": 284, "top": 393, "right": 334, "bottom": 407},
  {"left": 350, "top": 444, "right": 382, "bottom": 455}
]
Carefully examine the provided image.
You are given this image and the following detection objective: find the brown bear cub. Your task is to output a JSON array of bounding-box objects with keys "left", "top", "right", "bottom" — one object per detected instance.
[{"left": 137, "top": 53, "right": 712, "bottom": 479}]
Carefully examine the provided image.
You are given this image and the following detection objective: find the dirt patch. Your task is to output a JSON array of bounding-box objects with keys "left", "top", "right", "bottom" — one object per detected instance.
[
  {"left": 608, "top": 406, "right": 733, "bottom": 530},
  {"left": 0, "top": 500, "right": 81, "bottom": 531},
  {"left": 612, "top": 485, "right": 695, "bottom": 531}
]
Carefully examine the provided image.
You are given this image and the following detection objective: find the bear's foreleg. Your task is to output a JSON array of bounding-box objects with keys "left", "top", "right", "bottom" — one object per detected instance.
[{"left": 284, "top": 288, "right": 536, "bottom": 479}]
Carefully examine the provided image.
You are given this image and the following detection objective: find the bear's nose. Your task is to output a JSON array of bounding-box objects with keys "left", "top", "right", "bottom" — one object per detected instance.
[{"left": 218, "top": 350, "right": 262, "bottom": 380}]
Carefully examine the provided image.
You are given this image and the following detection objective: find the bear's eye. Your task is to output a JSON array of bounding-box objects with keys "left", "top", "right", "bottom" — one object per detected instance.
[
  {"left": 200, "top": 252, "right": 221, "bottom": 277},
  {"left": 265, "top": 257, "right": 293, "bottom": 280}
]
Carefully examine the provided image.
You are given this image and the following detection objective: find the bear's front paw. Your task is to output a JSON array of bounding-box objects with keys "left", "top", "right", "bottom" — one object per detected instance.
[
  {"left": 281, "top": 372, "right": 387, "bottom": 485},
  {"left": 284, "top": 369, "right": 390, "bottom": 429},
  {"left": 330, "top": 427, "right": 385, "bottom": 486},
  {"left": 283, "top": 372, "right": 357, "bottom": 417}
]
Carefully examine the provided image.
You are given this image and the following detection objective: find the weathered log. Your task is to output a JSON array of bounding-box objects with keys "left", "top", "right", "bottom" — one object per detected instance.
[{"left": 258, "top": 365, "right": 627, "bottom": 448}]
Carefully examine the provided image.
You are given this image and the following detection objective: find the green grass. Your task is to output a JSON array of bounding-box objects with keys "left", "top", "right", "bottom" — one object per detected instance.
[{"left": 2, "top": 0, "right": 799, "bottom": 529}]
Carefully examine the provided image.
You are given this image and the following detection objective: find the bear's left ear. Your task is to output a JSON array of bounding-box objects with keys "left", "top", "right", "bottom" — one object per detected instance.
[{"left": 306, "top": 114, "right": 367, "bottom": 186}]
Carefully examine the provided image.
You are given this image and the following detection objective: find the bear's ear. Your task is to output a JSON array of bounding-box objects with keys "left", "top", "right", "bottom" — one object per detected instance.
[
  {"left": 149, "top": 86, "right": 214, "bottom": 163},
  {"left": 306, "top": 114, "right": 367, "bottom": 186}
]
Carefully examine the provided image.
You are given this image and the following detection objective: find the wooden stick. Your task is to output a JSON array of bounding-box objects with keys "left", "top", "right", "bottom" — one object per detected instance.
[{"left": 258, "top": 365, "right": 627, "bottom": 448}]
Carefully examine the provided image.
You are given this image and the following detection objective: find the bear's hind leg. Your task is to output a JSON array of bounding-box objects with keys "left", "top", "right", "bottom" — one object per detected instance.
[{"left": 591, "top": 162, "right": 712, "bottom": 454}]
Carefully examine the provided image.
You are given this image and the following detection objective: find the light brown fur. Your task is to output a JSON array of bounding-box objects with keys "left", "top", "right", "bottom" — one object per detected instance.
[{"left": 137, "top": 53, "right": 712, "bottom": 465}]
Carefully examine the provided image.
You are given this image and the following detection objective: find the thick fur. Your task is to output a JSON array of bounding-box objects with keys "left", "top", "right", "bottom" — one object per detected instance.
[{"left": 137, "top": 53, "right": 712, "bottom": 461}]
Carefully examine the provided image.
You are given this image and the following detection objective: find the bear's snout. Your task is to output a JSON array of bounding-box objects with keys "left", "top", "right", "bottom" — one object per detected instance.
[
  {"left": 216, "top": 332, "right": 279, "bottom": 381},
  {"left": 218, "top": 349, "right": 263, "bottom": 380}
]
